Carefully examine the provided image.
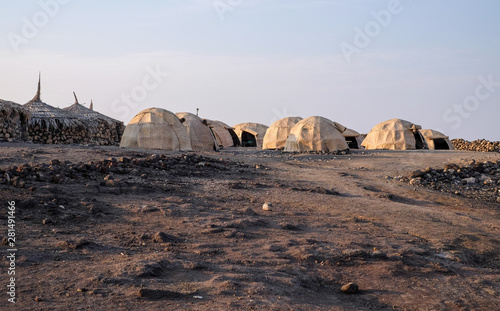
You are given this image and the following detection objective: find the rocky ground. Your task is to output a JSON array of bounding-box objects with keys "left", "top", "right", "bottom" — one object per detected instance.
[
  {"left": 401, "top": 160, "right": 500, "bottom": 203},
  {"left": 0, "top": 143, "right": 499, "bottom": 310}
]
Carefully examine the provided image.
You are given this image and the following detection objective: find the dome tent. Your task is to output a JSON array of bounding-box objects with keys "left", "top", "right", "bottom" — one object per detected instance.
[
  {"left": 0, "top": 99, "right": 29, "bottom": 141},
  {"left": 263, "top": 117, "right": 303, "bottom": 150},
  {"left": 284, "top": 116, "right": 349, "bottom": 152},
  {"left": 233, "top": 122, "right": 269, "bottom": 148},
  {"left": 207, "top": 120, "right": 240, "bottom": 148},
  {"left": 23, "top": 74, "right": 90, "bottom": 144},
  {"left": 420, "top": 129, "right": 454, "bottom": 150},
  {"left": 361, "top": 118, "right": 428, "bottom": 150},
  {"left": 63, "top": 93, "right": 125, "bottom": 146},
  {"left": 120, "top": 108, "right": 191, "bottom": 151},
  {"left": 175, "top": 112, "right": 218, "bottom": 151}
]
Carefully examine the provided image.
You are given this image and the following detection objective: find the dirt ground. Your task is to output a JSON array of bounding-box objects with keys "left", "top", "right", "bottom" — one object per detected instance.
[{"left": 1, "top": 142, "right": 499, "bottom": 311}]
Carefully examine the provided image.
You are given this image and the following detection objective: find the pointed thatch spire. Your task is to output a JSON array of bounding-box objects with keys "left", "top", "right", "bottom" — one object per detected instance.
[
  {"left": 73, "top": 92, "right": 79, "bottom": 105},
  {"left": 89, "top": 100, "right": 93, "bottom": 111},
  {"left": 30, "top": 72, "right": 42, "bottom": 103}
]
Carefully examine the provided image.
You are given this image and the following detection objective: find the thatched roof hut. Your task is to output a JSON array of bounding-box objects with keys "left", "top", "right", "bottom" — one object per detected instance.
[
  {"left": 63, "top": 93, "right": 125, "bottom": 145},
  {"left": 23, "top": 75, "right": 90, "bottom": 144},
  {"left": 0, "top": 99, "right": 30, "bottom": 141}
]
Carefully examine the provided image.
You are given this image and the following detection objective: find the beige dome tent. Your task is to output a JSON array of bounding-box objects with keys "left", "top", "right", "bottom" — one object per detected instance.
[
  {"left": 64, "top": 93, "right": 125, "bottom": 146},
  {"left": 332, "top": 121, "right": 364, "bottom": 149},
  {"left": 361, "top": 118, "right": 427, "bottom": 150},
  {"left": 24, "top": 74, "right": 90, "bottom": 144},
  {"left": 284, "top": 116, "right": 349, "bottom": 152},
  {"left": 120, "top": 108, "right": 191, "bottom": 151},
  {"left": 233, "top": 122, "right": 269, "bottom": 148},
  {"left": 207, "top": 120, "right": 240, "bottom": 148},
  {"left": 420, "top": 129, "right": 454, "bottom": 150},
  {"left": 0, "top": 99, "right": 29, "bottom": 141},
  {"left": 262, "top": 117, "right": 303, "bottom": 150},
  {"left": 175, "top": 112, "right": 218, "bottom": 151}
]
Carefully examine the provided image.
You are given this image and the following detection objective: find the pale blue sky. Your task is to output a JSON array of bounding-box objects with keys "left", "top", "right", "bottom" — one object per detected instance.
[{"left": 1, "top": 0, "right": 499, "bottom": 140}]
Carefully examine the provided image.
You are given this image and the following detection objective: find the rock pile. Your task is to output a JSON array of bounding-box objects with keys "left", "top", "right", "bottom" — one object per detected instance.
[
  {"left": 0, "top": 153, "right": 251, "bottom": 189},
  {"left": 26, "top": 121, "right": 90, "bottom": 145},
  {"left": 0, "top": 100, "right": 30, "bottom": 142},
  {"left": 88, "top": 119, "right": 124, "bottom": 146},
  {"left": 63, "top": 95, "right": 125, "bottom": 146},
  {"left": 400, "top": 160, "right": 500, "bottom": 203},
  {"left": 452, "top": 139, "right": 500, "bottom": 153}
]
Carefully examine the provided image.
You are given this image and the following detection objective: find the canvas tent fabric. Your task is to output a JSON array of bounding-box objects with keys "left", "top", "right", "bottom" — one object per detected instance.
[
  {"left": 63, "top": 93, "right": 125, "bottom": 145},
  {"left": 333, "top": 121, "right": 364, "bottom": 149},
  {"left": 175, "top": 112, "right": 218, "bottom": 151},
  {"left": 361, "top": 118, "right": 427, "bottom": 150},
  {"left": 120, "top": 108, "right": 192, "bottom": 151},
  {"left": 23, "top": 75, "right": 90, "bottom": 144},
  {"left": 262, "top": 117, "right": 303, "bottom": 150},
  {"left": 284, "top": 116, "right": 349, "bottom": 152},
  {"left": 233, "top": 122, "right": 269, "bottom": 148},
  {"left": 0, "top": 99, "right": 29, "bottom": 141},
  {"left": 420, "top": 129, "right": 454, "bottom": 150},
  {"left": 208, "top": 120, "right": 239, "bottom": 148}
]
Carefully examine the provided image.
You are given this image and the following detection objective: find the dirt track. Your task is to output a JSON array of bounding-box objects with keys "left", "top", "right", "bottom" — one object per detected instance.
[{"left": 1, "top": 142, "right": 499, "bottom": 310}]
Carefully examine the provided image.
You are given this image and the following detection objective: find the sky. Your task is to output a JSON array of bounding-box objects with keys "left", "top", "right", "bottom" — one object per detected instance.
[{"left": 1, "top": 0, "right": 499, "bottom": 140}]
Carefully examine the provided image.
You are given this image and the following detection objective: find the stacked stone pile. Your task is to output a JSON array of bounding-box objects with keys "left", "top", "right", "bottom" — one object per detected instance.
[
  {"left": 399, "top": 159, "right": 500, "bottom": 203},
  {"left": 0, "top": 100, "right": 29, "bottom": 142},
  {"left": 452, "top": 139, "right": 500, "bottom": 153},
  {"left": 63, "top": 95, "right": 124, "bottom": 146}
]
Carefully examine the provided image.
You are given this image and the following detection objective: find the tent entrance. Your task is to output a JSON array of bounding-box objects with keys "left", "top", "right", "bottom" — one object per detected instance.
[
  {"left": 413, "top": 131, "right": 427, "bottom": 149},
  {"left": 345, "top": 137, "right": 359, "bottom": 149},
  {"left": 433, "top": 138, "right": 450, "bottom": 150},
  {"left": 228, "top": 129, "right": 241, "bottom": 147},
  {"left": 241, "top": 131, "right": 257, "bottom": 147}
]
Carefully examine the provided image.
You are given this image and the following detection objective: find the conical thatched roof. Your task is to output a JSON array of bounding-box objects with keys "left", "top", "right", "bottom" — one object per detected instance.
[
  {"left": 63, "top": 92, "right": 122, "bottom": 126},
  {"left": 23, "top": 75, "right": 87, "bottom": 129}
]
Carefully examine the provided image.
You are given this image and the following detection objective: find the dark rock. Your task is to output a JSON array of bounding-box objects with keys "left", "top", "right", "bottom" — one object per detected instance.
[{"left": 341, "top": 282, "right": 359, "bottom": 294}]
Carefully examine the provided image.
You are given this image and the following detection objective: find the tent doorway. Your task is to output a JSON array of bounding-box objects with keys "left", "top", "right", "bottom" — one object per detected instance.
[
  {"left": 228, "top": 129, "right": 241, "bottom": 147},
  {"left": 413, "top": 131, "right": 427, "bottom": 149},
  {"left": 433, "top": 138, "right": 450, "bottom": 150},
  {"left": 241, "top": 131, "right": 257, "bottom": 147},
  {"left": 345, "top": 137, "right": 359, "bottom": 149}
]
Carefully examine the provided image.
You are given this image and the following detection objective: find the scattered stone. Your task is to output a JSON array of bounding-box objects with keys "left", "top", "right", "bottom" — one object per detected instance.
[
  {"left": 262, "top": 202, "right": 273, "bottom": 211},
  {"left": 403, "top": 160, "right": 500, "bottom": 203},
  {"left": 42, "top": 218, "right": 53, "bottom": 225},
  {"left": 152, "top": 232, "right": 182, "bottom": 243},
  {"left": 135, "top": 261, "right": 163, "bottom": 277},
  {"left": 341, "top": 282, "right": 359, "bottom": 294},
  {"left": 34, "top": 296, "right": 42, "bottom": 302}
]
